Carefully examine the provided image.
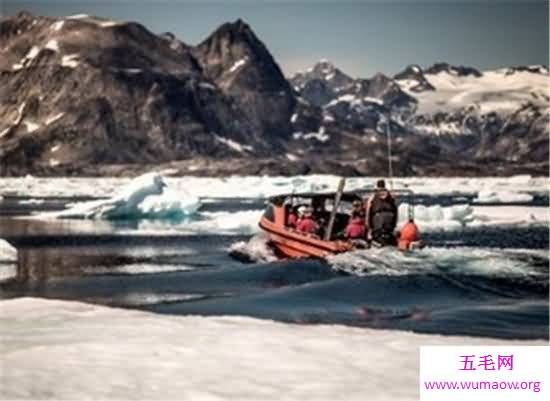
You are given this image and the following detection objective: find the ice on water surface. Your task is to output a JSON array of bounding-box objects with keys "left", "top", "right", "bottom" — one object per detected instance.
[
  {"left": 1, "top": 174, "right": 548, "bottom": 199},
  {"left": 1, "top": 298, "right": 543, "bottom": 401},
  {"left": 51, "top": 172, "right": 202, "bottom": 219},
  {"left": 0, "top": 238, "right": 17, "bottom": 282}
]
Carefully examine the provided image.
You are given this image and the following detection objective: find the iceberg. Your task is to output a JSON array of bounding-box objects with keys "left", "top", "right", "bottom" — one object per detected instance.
[{"left": 53, "top": 172, "right": 201, "bottom": 219}]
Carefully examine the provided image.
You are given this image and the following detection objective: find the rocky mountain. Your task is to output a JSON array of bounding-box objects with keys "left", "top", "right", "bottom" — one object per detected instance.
[
  {"left": 0, "top": 11, "right": 548, "bottom": 177},
  {"left": 289, "top": 60, "right": 549, "bottom": 176},
  {"left": 0, "top": 12, "right": 293, "bottom": 175}
]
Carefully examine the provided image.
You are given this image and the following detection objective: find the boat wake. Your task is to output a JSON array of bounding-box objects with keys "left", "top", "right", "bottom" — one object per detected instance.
[
  {"left": 228, "top": 233, "right": 278, "bottom": 263},
  {"left": 327, "top": 247, "right": 549, "bottom": 278}
]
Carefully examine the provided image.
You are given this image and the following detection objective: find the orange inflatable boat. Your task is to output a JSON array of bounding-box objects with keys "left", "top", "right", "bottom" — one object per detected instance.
[{"left": 258, "top": 187, "right": 422, "bottom": 259}]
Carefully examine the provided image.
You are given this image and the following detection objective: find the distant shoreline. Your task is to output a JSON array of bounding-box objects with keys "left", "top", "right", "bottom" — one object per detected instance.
[{"left": 1, "top": 157, "right": 549, "bottom": 178}]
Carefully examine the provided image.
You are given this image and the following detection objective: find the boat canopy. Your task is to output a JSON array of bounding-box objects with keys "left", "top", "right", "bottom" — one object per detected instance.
[
  {"left": 268, "top": 188, "right": 417, "bottom": 206},
  {"left": 268, "top": 191, "right": 364, "bottom": 206}
]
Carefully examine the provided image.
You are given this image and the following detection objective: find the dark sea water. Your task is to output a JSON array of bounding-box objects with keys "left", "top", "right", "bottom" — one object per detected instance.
[{"left": 0, "top": 194, "right": 548, "bottom": 340}]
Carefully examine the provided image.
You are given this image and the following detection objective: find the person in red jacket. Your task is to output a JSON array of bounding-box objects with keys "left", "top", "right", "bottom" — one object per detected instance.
[
  {"left": 296, "top": 207, "right": 318, "bottom": 234},
  {"left": 287, "top": 210, "right": 298, "bottom": 227},
  {"left": 345, "top": 212, "right": 366, "bottom": 239}
]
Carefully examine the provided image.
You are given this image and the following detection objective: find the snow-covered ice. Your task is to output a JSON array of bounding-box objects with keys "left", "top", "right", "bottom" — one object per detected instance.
[
  {"left": 475, "top": 189, "right": 534, "bottom": 204},
  {"left": 0, "top": 298, "right": 543, "bottom": 401}
]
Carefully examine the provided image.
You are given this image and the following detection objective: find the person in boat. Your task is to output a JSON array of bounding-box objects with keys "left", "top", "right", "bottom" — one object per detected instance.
[
  {"left": 365, "top": 179, "right": 398, "bottom": 246},
  {"left": 287, "top": 205, "right": 299, "bottom": 228},
  {"left": 296, "top": 206, "right": 319, "bottom": 234},
  {"left": 345, "top": 211, "right": 366, "bottom": 239},
  {"left": 351, "top": 199, "right": 365, "bottom": 218}
]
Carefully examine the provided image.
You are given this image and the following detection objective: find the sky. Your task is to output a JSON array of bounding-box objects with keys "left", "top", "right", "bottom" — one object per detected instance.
[{"left": 2, "top": 0, "right": 548, "bottom": 77}]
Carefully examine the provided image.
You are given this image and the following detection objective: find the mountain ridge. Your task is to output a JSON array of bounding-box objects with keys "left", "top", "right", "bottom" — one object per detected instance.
[{"left": 0, "top": 12, "right": 548, "bottom": 177}]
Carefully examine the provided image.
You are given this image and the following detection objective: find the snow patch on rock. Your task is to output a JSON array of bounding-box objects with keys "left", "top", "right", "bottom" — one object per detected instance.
[
  {"left": 229, "top": 57, "right": 248, "bottom": 73},
  {"left": 45, "top": 113, "right": 64, "bottom": 125},
  {"left": 51, "top": 20, "right": 65, "bottom": 31},
  {"left": 45, "top": 39, "right": 59, "bottom": 52},
  {"left": 61, "top": 54, "right": 79, "bottom": 68},
  {"left": 214, "top": 134, "right": 253, "bottom": 153},
  {"left": 23, "top": 121, "right": 40, "bottom": 133}
]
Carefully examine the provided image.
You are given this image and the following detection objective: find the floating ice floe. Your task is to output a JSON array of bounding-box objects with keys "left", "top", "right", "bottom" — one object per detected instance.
[
  {"left": 51, "top": 172, "right": 201, "bottom": 220},
  {"left": 469, "top": 205, "right": 548, "bottom": 227},
  {"left": 0, "top": 239, "right": 17, "bottom": 283},
  {"left": 18, "top": 199, "right": 45, "bottom": 205},
  {"left": 115, "top": 202, "right": 547, "bottom": 237},
  {"left": 474, "top": 189, "right": 534, "bottom": 204},
  {"left": 399, "top": 203, "right": 474, "bottom": 229},
  {"left": 1, "top": 175, "right": 548, "bottom": 200}
]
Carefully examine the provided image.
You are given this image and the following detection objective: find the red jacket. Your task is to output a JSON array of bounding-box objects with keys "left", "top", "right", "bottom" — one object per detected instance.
[
  {"left": 345, "top": 217, "right": 366, "bottom": 239},
  {"left": 297, "top": 217, "right": 318, "bottom": 234},
  {"left": 288, "top": 213, "right": 298, "bottom": 227}
]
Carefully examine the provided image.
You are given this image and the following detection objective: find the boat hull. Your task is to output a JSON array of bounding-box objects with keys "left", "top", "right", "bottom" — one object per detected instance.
[{"left": 259, "top": 217, "right": 353, "bottom": 259}]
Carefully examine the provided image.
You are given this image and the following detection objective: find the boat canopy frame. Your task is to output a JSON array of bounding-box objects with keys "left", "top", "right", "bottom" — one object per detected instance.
[{"left": 268, "top": 188, "right": 417, "bottom": 220}]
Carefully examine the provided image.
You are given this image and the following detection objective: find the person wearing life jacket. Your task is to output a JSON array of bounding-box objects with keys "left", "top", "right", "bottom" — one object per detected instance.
[
  {"left": 345, "top": 211, "right": 366, "bottom": 239},
  {"left": 287, "top": 206, "right": 298, "bottom": 228},
  {"left": 365, "top": 179, "right": 398, "bottom": 246},
  {"left": 296, "top": 206, "right": 319, "bottom": 234}
]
